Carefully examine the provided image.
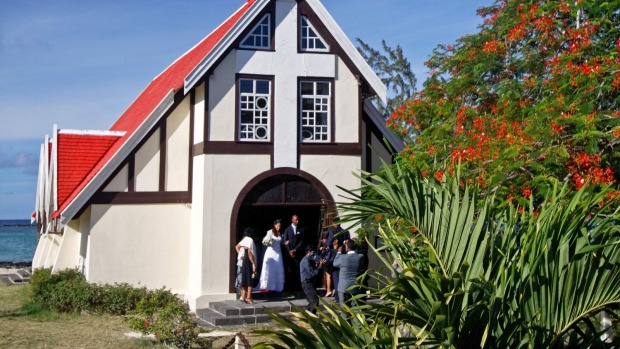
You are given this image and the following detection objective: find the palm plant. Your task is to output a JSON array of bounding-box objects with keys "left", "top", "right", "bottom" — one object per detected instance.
[{"left": 253, "top": 161, "right": 620, "bottom": 348}]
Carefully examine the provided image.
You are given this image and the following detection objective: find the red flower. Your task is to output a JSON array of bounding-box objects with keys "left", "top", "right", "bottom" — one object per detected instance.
[
  {"left": 434, "top": 170, "right": 444, "bottom": 182},
  {"left": 144, "top": 320, "right": 150, "bottom": 327}
]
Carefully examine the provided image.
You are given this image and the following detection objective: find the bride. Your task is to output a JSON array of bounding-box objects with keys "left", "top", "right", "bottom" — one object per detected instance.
[{"left": 258, "top": 219, "right": 285, "bottom": 292}]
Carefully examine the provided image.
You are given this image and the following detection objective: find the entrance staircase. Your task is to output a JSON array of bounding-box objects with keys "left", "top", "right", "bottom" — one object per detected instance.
[{"left": 195, "top": 291, "right": 317, "bottom": 327}]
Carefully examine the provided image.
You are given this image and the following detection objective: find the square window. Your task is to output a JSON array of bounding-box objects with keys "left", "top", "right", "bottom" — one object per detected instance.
[
  {"left": 299, "top": 80, "right": 331, "bottom": 143},
  {"left": 256, "top": 80, "right": 270, "bottom": 94},
  {"left": 240, "top": 79, "right": 253, "bottom": 93},
  {"left": 316, "top": 82, "right": 329, "bottom": 95},
  {"left": 238, "top": 77, "right": 271, "bottom": 142}
]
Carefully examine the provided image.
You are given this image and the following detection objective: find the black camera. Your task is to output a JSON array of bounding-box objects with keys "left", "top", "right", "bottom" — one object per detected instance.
[{"left": 308, "top": 252, "right": 322, "bottom": 264}]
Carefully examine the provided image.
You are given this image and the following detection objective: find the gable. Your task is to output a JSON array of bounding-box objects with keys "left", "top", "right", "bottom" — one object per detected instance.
[
  {"left": 56, "top": 1, "right": 256, "bottom": 224},
  {"left": 185, "top": 0, "right": 386, "bottom": 103},
  {"left": 53, "top": 0, "right": 388, "bottom": 225}
]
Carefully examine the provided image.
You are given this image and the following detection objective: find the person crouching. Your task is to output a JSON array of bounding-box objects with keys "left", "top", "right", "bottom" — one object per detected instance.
[{"left": 300, "top": 244, "right": 326, "bottom": 313}]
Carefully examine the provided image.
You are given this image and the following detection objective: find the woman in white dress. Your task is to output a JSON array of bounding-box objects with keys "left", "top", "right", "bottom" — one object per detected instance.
[{"left": 258, "top": 219, "right": 285, "bottom": 292}]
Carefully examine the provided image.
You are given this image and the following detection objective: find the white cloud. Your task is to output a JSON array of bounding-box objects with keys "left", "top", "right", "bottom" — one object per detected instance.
[{"left": 0, "top": 151, "right": 38, "bottom": 175}]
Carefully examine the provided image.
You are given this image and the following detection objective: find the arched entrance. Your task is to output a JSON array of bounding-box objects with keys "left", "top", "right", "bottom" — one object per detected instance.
[{"left": 229, "top": 168, "right": 335, "bottom": 292}]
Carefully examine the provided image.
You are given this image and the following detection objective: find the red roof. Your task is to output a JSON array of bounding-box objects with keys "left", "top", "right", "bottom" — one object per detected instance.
[
  {"left": 52, "top": 1, "right": 256, "bottom": 219},
  {"left": 56, "top": 133, "right": 122, "bottom": 210}
]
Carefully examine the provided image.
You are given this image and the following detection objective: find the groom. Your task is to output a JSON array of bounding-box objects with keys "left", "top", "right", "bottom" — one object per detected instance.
[{"left": 283, "top": 214, "right": 304, "bottom": 292}]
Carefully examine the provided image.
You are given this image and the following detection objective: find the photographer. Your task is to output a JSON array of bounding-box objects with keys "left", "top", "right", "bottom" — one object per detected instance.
[{"left": 300, "top": 244, "right": 326, "bottom": 313}]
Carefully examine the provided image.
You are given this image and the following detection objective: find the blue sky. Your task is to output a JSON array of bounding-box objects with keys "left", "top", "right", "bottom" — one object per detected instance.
[{"left": 0, "top": 0, "right": 493, "bottom": 219}]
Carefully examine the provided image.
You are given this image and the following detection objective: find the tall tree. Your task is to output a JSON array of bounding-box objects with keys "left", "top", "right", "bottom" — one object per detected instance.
[
  {"left": 389, "top": 0, "right": 619, "bottom": 203},
  {"left": 357, "top": 39, "right": 417, "bottom": 117}
]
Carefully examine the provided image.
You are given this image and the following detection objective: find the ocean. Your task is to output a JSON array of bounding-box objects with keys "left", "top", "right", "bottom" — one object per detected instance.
[{"left": 0, "top": 219, "right": 38, "bottom": 263}]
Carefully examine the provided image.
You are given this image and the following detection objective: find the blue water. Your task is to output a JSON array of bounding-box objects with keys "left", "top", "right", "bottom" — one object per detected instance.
[{"left": 0, "top": 219, "right": 38, "bottom": 263}]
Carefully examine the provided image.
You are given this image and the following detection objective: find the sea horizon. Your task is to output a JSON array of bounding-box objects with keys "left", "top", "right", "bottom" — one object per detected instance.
[{"left": 0, "top": 219, "right": 38, "bottom": 263}]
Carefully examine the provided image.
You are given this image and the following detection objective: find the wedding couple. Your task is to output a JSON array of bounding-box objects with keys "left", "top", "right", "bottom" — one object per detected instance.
[{"left": 258, "top": 215, "right": 304, "bottom": 292}]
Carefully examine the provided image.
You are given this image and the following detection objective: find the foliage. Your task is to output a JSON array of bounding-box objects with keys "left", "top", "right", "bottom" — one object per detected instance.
[
  {"left": 30, "top": 268, "right": 93, "bottom": 313},
  {"left": 388, "top": 0, "right": 620, "bottom": 202},
  {"left": 126, "top": 290, "right": 211, "bottom": 349},
  {"left": 357, "top": 39, "right": 417, "bottom": 117},
  {"left": 256, "top": 163, "right": 620, "bottom": 348},
  {"left": 253, "top": 302, "right": 394, "bottom": 349},
  {"left": 28, "top": 268, "right": 210, "bottom": 348}
]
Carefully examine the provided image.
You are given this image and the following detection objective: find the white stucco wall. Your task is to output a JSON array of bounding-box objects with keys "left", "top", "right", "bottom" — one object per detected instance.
[
  {"left": 208, "top": 52, "right": 237, "bottom": 142},
  {"left": 135, "top": 129, "right": 161, "bottom": 191},
  {"left": 300, "top": 154, "right": 361, "bottom": 203},
  {"left": 52, "top": 219, "right": 82, "bottom": 272},
  {"left": 32, "top": 232, "right": 48, "bottom": 269},
  {"left": 43, "top": 234, "right": 61, "bottom": 269},
  {"left": 166, "top": 95, "right": 190, "bottom": 191},
  {"left": 103, "top": 164, "right": 129, "bottom": 192},
  {"left": 87, "top": 204, "right": 190, "bottom": 293},
  {"left": 334, "top": 57, "right": 360, "bottom": 143},
  {"left": 194, "top": 82, "right": 206, "bottom": 144},
  {"left": 190, "top": 153, "right": 270, "bottom": 307},
  {"left": 79, "top": 207, "right": 91, "bottom": 277}
]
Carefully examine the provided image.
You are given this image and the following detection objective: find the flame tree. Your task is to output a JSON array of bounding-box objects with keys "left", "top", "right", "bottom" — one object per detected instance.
[{"left": 390, "top": 0, "right": 619, "bottom": 204}]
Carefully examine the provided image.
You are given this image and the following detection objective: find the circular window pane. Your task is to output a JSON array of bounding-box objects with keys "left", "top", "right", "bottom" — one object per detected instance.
[
  {"left": 256, "top": 97, "right": 268, "bottom": 109},
  {"left": 256, "top": 125, "right": 268, "bottom": 139},
  {"left": 302, "top": 129, "right": 313, "bottom": 140}
]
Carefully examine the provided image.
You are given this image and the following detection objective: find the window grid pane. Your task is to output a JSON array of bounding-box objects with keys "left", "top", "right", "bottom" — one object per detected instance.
[
  {"left": 300, "top": 16, "right": 328, "bottom": 52},
  {"left": 240, "top": 14, "right": 271, "bottom": 49},
  {"left": 300, "top": 81, "right": 331, "bottom": 142},
  {"left": 239, "top": 79, "right": 270, "bottom": 141}
]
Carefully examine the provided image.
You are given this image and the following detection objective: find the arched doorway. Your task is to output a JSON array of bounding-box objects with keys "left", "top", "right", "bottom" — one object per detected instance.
[{"left": 229, "top": 168, "right": 335, "bottom": 292}]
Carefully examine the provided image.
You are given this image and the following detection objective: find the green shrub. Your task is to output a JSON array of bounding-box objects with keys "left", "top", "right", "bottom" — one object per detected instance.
[
  {"left": 29, "top": 268, "right": 53, "bottom": 302},
  {"left": 126, "top": 288, "right": 212, "bottom": 349},
  {"left": 47, "top": 275, "right": 92, "bottom": 313},
  {"left": 99, "top": 283, "right": 148, "bottom": 315},
  {"left": 30, "top": 268, "right": 93, "bottom": 313},
  {"left": 28, "top": 268, "right": 210, "bottom": 348}
]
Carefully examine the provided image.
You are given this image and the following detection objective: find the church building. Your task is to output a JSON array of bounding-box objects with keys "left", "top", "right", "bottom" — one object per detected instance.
[{"left": 31, "top": 0, "right": 402, "bottom": 309}]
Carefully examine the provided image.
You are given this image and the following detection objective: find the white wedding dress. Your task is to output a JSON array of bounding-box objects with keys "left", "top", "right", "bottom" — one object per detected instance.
[{"left": 258, "top": 231, "right": 285, "bottom": 292}]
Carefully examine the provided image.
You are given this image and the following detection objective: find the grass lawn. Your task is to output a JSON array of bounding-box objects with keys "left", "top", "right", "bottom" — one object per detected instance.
[{"left": 0, "top": 283, "right": 273, "bottom": 348}]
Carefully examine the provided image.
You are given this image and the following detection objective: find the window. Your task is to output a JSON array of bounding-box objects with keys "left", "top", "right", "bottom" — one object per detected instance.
[
  {"left": 240, "top": 14, "right": 271, "bottom": 49},
  {"left": 300, "top": 80, "right": 331, "bottom": 143},
  {"left": 300, "top": 16, "right": 328, "bottom": 52},
  {"left": 239, "top": 78, "right": 271, "bottom": 141}
]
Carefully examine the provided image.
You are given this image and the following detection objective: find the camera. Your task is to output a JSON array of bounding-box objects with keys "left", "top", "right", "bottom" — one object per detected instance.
[{"left": 308, "top": 251, "right": 322, "bottom": 264}]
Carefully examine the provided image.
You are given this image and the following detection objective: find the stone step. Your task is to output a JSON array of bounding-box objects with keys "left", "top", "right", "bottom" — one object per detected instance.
[
  {"left": 196, "top": 297, "right": 309, "bottom": 327},
  {"left": 16, "top": 269, "right": 31, "bottom": 278},
  {"left": 0, "top": 275, "right": 15, "bottom": 285},
  {"left": 0, "top": 273, "right": 29, "bottom": 285}
]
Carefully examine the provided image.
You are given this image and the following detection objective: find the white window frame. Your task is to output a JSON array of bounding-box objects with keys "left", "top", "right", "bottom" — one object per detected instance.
[
  {"left": 300, "top": 16, "right": 329, "bottom": 52},
  {"left": 238, "top": 78, "right": 271, "bottom": 142},
  {"left": 240, "top": 14, "right": 271, "bottom": 50},
  {"left": 300, "top": 80, "right": 331, "bottom": 143}
]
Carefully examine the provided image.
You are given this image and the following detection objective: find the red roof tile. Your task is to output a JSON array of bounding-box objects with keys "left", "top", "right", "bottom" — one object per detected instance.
[
  {"left": 56, "top": 134, "right": 121, "bottom": 210},
  {"left": 53, "top": 1, "right": 256, "bottom": 219}
]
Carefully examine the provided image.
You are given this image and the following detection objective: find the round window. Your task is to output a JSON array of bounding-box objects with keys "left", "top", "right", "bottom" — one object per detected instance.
[
  {"left": 256, "top": 125, "right": 268, "bottom": 139},
  {"left": 256, "top": 97, "right": 268, "bottom": 109},
  {"left": 302, "top": 129, "right": 314, "bottom": 140}
]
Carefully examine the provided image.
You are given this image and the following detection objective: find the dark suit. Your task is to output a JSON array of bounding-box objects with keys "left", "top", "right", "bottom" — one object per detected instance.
[
  {"left": 333, "top": 251, "right": 364, "bottom": 306},
  {"left": 283, "top": 224, "right": 304, "bottom": 291},
  {"left": 284, "top": 224, "right": 304, "bottom": 256}
]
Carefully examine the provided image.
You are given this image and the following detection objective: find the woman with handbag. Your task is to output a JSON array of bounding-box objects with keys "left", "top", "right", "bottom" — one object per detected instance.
[{"left": 236, "top": 227, "right": 257, "bottom": 304}]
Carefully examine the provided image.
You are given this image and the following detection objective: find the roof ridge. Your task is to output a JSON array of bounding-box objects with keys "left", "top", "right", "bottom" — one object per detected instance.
[
  {"left": 58, "top": 130, "right": 126, "bottom": 137},
  {"left": 153, "top": 0, "right": 256, "bottom": 82}
]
